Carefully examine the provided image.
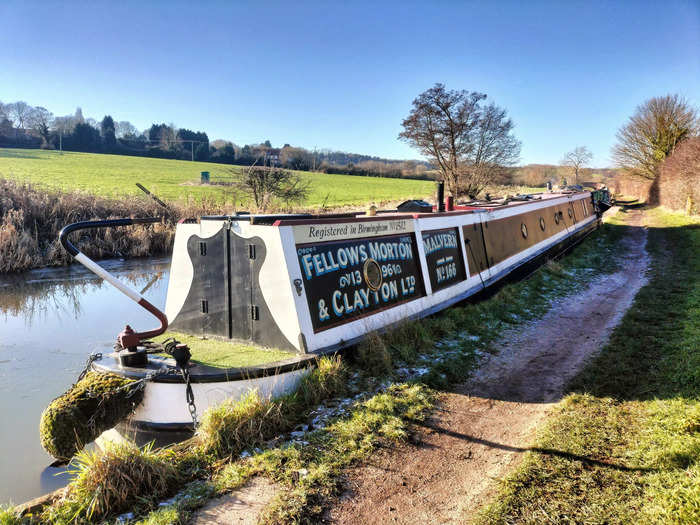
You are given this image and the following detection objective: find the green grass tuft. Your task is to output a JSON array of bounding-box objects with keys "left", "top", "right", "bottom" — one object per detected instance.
[
  {"left": 197, "top": 356, "right": 348, "bottom": 458},
  {"left": 197, "top": 389, "right": 294, "bottom": 459},
  {"left": 0, "top": 505, "right": 24, "bottom": 525},
  {"left": 43, "top": 442, "right": 179, "bottom": 523}
]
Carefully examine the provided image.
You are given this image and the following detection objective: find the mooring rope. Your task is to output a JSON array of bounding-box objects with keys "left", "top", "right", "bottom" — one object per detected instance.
[{"left": 465, "top": 239, "right": 487, "bottom": 291}]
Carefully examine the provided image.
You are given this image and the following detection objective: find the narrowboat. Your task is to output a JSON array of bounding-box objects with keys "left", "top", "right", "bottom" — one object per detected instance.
[{"left": 56, "top": 187, "right": 611, "bottom": 433}]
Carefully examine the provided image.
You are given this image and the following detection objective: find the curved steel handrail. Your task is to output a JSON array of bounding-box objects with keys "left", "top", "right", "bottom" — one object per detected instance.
[{"left": 59, "top": 218, "right": 168, "bottom": 346}]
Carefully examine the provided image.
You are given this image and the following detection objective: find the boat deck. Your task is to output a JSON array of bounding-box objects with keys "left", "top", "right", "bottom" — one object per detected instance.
[{"left": 92, "top": 331, "right": 312, "bottom": 383}]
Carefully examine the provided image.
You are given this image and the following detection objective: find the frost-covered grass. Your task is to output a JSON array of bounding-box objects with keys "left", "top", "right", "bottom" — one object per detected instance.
[
  {"left": 478, "top": 206, "right": 700, "bottom": 524},
  {"left": 131, "top": 382, "right": 434, "bottom": 525},
  {"left": 358, "top": 209, "right": 627, "bottom": 389},
  {"left": 35, "top": 357, "right": 433, "bottom": 525}
]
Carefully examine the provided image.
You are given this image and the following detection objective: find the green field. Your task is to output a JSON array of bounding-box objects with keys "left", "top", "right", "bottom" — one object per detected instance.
[{"left": 0, "top": 148, "right": 434, "bottom": 208}]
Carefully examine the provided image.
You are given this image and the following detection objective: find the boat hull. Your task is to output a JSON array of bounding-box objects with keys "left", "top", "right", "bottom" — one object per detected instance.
[
  {"left": 134, "top": 366, "right": 310, "bottom": 430},
  {"left": 92, "top": 354, "right": 316, "bottom": 430},
  {"left": 96, "top": 191, "right": 604, "bottom": 430},
  {"left": 165, "top": 192, "right": 600, "bottom": 355}
]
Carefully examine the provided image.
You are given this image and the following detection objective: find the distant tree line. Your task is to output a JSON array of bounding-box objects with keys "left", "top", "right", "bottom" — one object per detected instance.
[
  {"left": 509, "top": 164, "right": 616, "bottom": 188},
  {"left": 0, "top": 100, "right": 432, "bottom": 179}
]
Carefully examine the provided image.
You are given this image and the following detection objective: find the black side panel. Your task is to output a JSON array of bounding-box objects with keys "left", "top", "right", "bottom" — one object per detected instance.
[
  {"left": 169, "top": 228, "right": 229, "bottom": 337},
  {"left": 228, "top": 229, "right": 252, "bottom": 341},
  {"left": 229, "top": 232, "right": 298, "bottom": 351}
]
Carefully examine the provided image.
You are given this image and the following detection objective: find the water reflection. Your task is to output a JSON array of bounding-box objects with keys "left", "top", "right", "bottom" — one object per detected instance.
[
  {"left": 0, "top": 257, "right": 170, "bottom": 504},
  {"left": 0, "top": 259, "right": 168, "bottom": 325}
]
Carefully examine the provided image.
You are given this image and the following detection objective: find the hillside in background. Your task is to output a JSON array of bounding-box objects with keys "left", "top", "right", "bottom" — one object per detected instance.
[{"left": 0, "top": 148, "right": 435, "bottom": 209}]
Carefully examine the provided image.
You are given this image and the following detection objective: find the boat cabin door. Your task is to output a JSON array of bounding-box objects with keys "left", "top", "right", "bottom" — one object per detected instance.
[{"left": 462, "top": 218, "right": 491, "bottom": 281}]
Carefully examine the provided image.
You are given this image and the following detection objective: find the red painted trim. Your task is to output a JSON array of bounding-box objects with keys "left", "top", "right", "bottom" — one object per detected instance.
[{"left": 134, "top": 298, "right": 169, "bottom": 340}]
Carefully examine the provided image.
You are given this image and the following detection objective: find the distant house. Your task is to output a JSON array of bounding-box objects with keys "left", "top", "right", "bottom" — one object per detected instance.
[{"left": 264, "top": 148, "right": 281, "bottom": 166}]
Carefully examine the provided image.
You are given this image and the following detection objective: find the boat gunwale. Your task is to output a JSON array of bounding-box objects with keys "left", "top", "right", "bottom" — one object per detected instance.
[{"left": 91, "top": 353, "right": 320, "bottom": 383}]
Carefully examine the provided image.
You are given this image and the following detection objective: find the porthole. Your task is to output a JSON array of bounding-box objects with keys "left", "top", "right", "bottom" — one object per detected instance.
[
  {"left": 554, "top": 212, "right": 560, "bottom": 225},
  {"left": 568, "top": 207, "right": 573, "bottom": 218},
  {"left": 539, "top": 217, "right": 546, "bottom": 231},
  {"left": 521, "top": 223, "right": 528, "bottom": 238},
  {"left": 363, "top": 258, "right": 382, "bottom": 291}
]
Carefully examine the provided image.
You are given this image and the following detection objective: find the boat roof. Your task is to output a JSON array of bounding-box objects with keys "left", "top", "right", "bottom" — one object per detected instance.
[{"left": 197, "top": 190, "right": 588, "bottom": 226}]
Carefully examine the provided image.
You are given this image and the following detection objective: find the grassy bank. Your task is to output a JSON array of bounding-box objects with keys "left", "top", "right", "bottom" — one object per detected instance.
[
  {"left": 478, "top": 206, "right": 700, "bottom": 524},
  {"left": 35, "top": 359, "right": 435, "bottom": 525},
  {"left": 0, "top": 148, "right": 435, "bottom": 208}
]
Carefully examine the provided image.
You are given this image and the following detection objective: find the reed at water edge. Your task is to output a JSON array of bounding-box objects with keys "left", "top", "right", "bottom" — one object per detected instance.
[{"left": 0, "top": 178, "right": 221, "bottom": 273}]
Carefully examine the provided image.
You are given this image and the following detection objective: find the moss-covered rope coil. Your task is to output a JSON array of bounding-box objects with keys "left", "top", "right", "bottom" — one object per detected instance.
[{"left": 39, "top": 371, "right": 145, "bottom": 461}]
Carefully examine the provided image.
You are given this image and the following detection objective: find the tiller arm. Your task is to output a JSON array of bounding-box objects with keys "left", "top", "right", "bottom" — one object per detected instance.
[{"left": 59, "top": 218, "right": 168, "bottom": 350}]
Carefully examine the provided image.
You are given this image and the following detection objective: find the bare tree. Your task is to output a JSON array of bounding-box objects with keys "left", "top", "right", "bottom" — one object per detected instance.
[
  {"left": 232, "top": 166, "right": 310, "bottom": 211},
  {"left": 612, "top": 94, "right": 699, "bottom": 180},
  {"left": 52, "top": 115, "right": 76, "bottom": 137},
  {"left": 8, "top": 101, "right": 32, "bottom": 129},
  {"left": 468, "top": 102, "right": 521, "bottom": 195},
  {"left": 399, "top": 83, "right": 520, "bottom": 197},
  {"left": 28, "top": 106, "right": 54, "bottom": 144},
  {"left": 115, "top": 120, "right": 138, "bottom": 138},
  {"left": 560, "top": 146, "right": 593, "bottom": 185}
]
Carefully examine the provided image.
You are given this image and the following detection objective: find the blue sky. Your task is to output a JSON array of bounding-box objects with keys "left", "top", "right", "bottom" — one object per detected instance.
[{"left": 1, "top": 0, "right": 698, "bottom": 166}]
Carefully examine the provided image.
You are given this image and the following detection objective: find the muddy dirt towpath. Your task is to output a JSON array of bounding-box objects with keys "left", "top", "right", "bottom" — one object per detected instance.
[{"left": 327, "top": 208, "right": 649, "bottom": 524}]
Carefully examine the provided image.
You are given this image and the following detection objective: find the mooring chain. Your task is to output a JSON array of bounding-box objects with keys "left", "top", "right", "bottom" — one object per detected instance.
[
  {"left": 77, "top": 352, "right": 103, "bottom": 382},
  {"left": 180, "top": 367, "right": 198, "bottom": 428},
  {"left": 156, "top": 338, "right": 199, "bottom": 429},
  {"left": 80, "top": 341, "right": 199, "bottom": 428}
]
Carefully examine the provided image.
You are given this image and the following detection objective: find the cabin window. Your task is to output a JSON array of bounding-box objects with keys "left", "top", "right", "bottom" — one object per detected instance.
[
  {"left": 554, "top": 212, "right": 560, "bottom": 225},
  {"left": 199, "top": 242, "right": 207, "bottom": 256},
  {"left": 521, "top": 223, "right": 528, "bottom": 238},
  {"left": 539, "top": 217, "right": 546, "bottom": 231},
  {"left": 568, "top": 207, "right": 573, "bottom": 218}
]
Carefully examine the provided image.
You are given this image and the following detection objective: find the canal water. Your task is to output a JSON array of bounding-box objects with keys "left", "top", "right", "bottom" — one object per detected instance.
[{"left": 0, "top": 257, "right": 170, "bottom": 505}]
